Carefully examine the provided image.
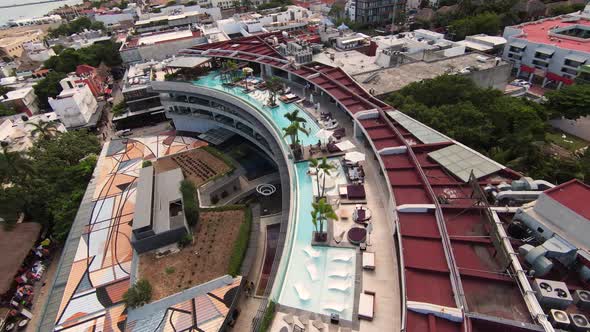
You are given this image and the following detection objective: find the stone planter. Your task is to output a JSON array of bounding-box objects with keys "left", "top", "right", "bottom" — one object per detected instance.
[{"left": 311, "top": 231, "right": 328, "bottom": 246}]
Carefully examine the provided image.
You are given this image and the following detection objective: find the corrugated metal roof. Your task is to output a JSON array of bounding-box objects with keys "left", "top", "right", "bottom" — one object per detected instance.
[
  {"left": 387, "top": 111, "right": 449, "bottom": 144},
  {"left": 428, "top": 144, "right": 502, "bottom": 182}
]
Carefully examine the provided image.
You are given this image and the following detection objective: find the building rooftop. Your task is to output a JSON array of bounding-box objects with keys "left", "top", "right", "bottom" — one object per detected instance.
[
  {"left": 313, "top": 49, "right": 380, "bottom": 75},
  {"left": 0, "top": 223, "right": 41, "bottom": 295},
  {"left": 510, "top": 17, "right": 590, "bottom": 52},
  {"left": 544, "top": 179, "right": 590, "bottom": 220},
  {"left": 122, "top": 29, "right": 202, "bottom": 50},
  {"left": 353, "top": 52, "right": 505, "bottom": 95},
  {"left": 1, "top": 86, "right": 32, "bottom": 101}
]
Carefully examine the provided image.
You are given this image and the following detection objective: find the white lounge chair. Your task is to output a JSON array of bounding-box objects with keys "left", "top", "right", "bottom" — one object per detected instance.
[
  {"left": 328, "top": 279, "right": 351, "bottom": 292},
  {"left": 303, "top": 246, "right": 320, "bottom": 258},
  {"left": 331, "top": 253, "right": 353, "bottom": 262},
  {"left": 323, "top": 302, "right": 345, "bottom": 312},
  {"left": 294, "top": 283, "right": 311, "bottom": 301},
  {"left": 362, "top": 252, "right": 375, "bottom": 270},
  {"left": 328, "top": 268, "right": 349, "bottom": 278},
  {"left": 358, "top": 290, "right": 375, "bottom": 321},
  {"left": 306, "top": 261, "right": 319, "bottom": 281}
]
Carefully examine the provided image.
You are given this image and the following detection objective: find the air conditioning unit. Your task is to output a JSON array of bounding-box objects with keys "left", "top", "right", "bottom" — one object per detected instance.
[
  {"left": 549, "top": 309, "right": 570, "bottom": 329},
  {"left": 570, "top": 313, "right": 590, "bottom": 331},
  {"left": 532, "top": 279, "right": 573, "bottom": 309},
  {"left": 573, "top": 289, "right": 590, "bottom": 310}
]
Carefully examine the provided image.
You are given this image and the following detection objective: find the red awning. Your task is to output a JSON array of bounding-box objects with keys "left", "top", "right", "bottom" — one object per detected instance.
[
  {"left": 546, "top": 72, "right": 575, "bottom": 85},
  {"left": 520, "top": 65, "right": 535, "bottom": 73}
]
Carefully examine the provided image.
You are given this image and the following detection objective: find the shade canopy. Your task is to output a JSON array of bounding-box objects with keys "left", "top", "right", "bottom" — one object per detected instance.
[
  {"left": 335, "top": 140, "right": 355, "bottom": 151},
  {"left": 345, "top": 151, "right": 365, "bottom": 162},
  {"left": 315, "top": 129, "right": 334, "bottom": 142}
]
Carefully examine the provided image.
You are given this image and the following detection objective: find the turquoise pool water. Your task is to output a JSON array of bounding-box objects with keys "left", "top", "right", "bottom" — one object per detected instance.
[
  {"left": 278, "top": 161, "right": 356, "bottom": 320},
  {"left": 193, "top": 73, "right": 356, "bottom": 320},
  {"left": 193, "top": 73, "right": 320, "bottom": 146}
]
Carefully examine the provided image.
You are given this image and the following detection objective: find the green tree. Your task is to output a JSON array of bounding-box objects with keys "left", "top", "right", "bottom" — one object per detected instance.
[
  {"left": 448, "top": 12, "right": 501, "bottom": 40},
  {"left": 123, "top": 279, "right": 152, "bottom": 308},
  {"left": 0, "top": 104, "right": 16, "bottom": 117},
  {"left": 27, "top": 120, "right": 60, "bottom": 140},
  {"left": 34, "top": 71, "right": 67, "bottom": 110},
  {"left": 111, "top": 101, "right": 127, "bottom": 117},
  {"left": 266, "top": 76, "right": 282, "bottom": 107},
  {"left": 550, "top": 3, "right": 585, "bottom": 16},
  {"left": 310, "top": 198, "right": 337, "bottom": 241},
  {"left": 180, "top": 179, "right": 199, "bottom": 227},
  {"left": 544, "top": 84, "right": 590, "bottom": 120}
]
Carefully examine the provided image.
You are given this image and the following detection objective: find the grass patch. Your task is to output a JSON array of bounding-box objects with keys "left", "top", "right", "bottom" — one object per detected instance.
[
  {"left": 180, "top": 180, "right": 199, "bottom": 227},
  {"left": 259, "top": 301, "right": 276, "bottom": 332},
  {"left": 203, "top": 145, "right": 235, "bottom": 170},
  {"left": 546, "top": 129, "right": 589, "bottom": 153},
  {"left": 165, "top": 266, "right": 175, "bottom": 274},
  {"left": 227, "top": 206, "right": 252, "bottom": 277}
]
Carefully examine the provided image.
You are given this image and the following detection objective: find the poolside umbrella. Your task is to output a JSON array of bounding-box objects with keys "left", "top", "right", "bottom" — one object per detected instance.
[
  {"left": 345, "top": 151, "right": 365, "bottom": 162},
  {"left": 315, "top": 129, "right": 334, "bottom": 143},
  {"left": 335, "top": 140, "right": 355, "bottom": 151}
]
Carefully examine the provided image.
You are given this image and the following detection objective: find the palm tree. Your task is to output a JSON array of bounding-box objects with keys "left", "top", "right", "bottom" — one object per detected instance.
[
  {"left": 0, "top": 142, "right": 30, "bottom": 184},
  {"left": 226, "top": 60, "right": 239, "bottom": 82},
  {"left": 311, "top": 197, "right": 337, "bottom": 242},
  {"left": 318, "top": 157, "right": 336, "bottom": 197},
  {"left": 282, "top": 122, "right": 309, "bottom": 146},
  {"left": 266, "top": 77, "right": 282, "bottom": 107},
  {"left": 28, "top": 120, "right": 59, "bottom": 140},
  {"left": 284, "top": 109, "right": 307, "bottom": 125},
  {"left": 309, "top": 157, "right": 321, "bottom": 198}
]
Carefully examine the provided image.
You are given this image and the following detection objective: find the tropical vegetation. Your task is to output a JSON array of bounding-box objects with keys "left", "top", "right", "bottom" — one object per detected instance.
[
  {"left": 311, "top": 198, "right": 337, "bottom": 242},
  {"left": 384, "top": 75, "right": 590, "bottom": 184},
  {"left": 228, "top": 206, "right": 252, "bottom": 276},
  {"left": 180, "top": 179, "right": 199, "bottom": 227},
  {"left": 309, "top": 157, "right": 336, "bottom": 198},
  {"left": 48, "top": 17, "right": 105, "bottom": 38},
  {"left": 27, "top": 120, "right": 60, "bottom": 140},
  {"left": 266, "top": 77, "right": 282, "bottom": 107},
  {"left": 123, "top": 279, "right": 152, "bottom": 308},
  {"left": 283, "top": 109, "right": 309, "bottom": 159},
  {"left": 0, "top": 130, "right": 100, "bottom": 237}
]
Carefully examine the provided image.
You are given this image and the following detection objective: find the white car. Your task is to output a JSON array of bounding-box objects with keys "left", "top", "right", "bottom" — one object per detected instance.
[{"left": 511, "top": 79, "right": 531, "bottom": 88}]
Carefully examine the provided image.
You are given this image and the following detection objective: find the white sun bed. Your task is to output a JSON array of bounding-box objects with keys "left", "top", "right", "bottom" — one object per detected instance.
[
  {"left": 306, "top": 261, "right": 319, "bottom": 281},
  {"left": 328, "top": 268, "right": 349, "bottom": 278},
  {"left": 328, "top": 279, "right": 351, "bottom": 292},
  {"left": 331, "top": 253, "right": 353, "bottom": 262},
  {"left": 358, "top": 290, "right": 375, "bottom": 321},
  {"left": 294, "top": 283, "right": 311, "bottom": 301},
  {"left": 323, "top": 302, "right": 345, "bottom": 312},
  {"left": 362, "top": 252, "right": 375, "bottom": 270},
  {"left": 303, "top": 246, "right": 320, "bottom": 258}
]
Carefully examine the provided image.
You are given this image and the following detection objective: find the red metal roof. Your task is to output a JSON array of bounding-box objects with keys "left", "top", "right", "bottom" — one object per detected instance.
[{"left": 544, "top": 179, "right": 590, "bottom": 220}]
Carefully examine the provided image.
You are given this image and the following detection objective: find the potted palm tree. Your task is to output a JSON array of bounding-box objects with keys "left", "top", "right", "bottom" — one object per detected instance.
[
  {"left": 283, "top": 121, "right": 308, "bottom": 160},
  {"left": 266, "top": 77, "right": 281, "bottom": 108},
  {"left": 311, "top": 198, "right": 337, "bottom": 243},
  {"left": 310, "top": 157, "right": 337, "bottom": 198}
]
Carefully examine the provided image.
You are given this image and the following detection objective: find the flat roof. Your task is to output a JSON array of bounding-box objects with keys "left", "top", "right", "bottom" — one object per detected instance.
[
  {"left": 313, "top": 50, "right": 380, "bottom": 75},
  {"left": 134, "top": 166, "right": 154, "bottom": 231},
  {"left": 167, "top": 56, "right": 210, "bottom": 68},
  {"left": 511, "top": 17, "right": 590, "bottom": 53},
  {"left": 353, "top": 52, "right": 506, "bottom": 95},
  {"left": 0, "top": 222, "right": 41, "bottom": 295},
  {"left": 1, "top": 87, "right": 32, "bottom": 101},
  {"left": 387, "top": 110, "right": 449, "bottom": 144},
  {"left": 153, "top": 167, "right": 184, "bottom": 234},
  {"left": 544, "top": 179, "right": 590, "bottom": 220},
  {"left": 428, "top": 144, "right": 503, "bottom": 182}
]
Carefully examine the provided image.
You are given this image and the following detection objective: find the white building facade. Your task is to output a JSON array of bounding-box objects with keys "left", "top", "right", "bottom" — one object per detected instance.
[{"left": 48, "top": 78, "right": 99, "bottom": 129}]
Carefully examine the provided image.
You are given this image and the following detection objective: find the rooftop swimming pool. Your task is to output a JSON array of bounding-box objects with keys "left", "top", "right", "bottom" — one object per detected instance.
[
  {"left": 192, "top": 73, "right": 321, "bottom": 146},
  {"left": 278, "top": 161, "right": 356, "bottom": 320},
  {"left": 193, "top": 72, "right": 356, "bottom": 320}
]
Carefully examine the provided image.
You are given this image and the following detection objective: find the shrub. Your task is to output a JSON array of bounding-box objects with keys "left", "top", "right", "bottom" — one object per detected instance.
[
  {"left": 259, "top": 301, "right": 276, "bottom": 332},
  {"left": 142, "top": 160, "right": 152, "bottom": 168},
  {"left": 227, "top": 207, "right": 252, "bottom": 276},
  {"left": 123, "top": 279, "right": 152, "bottom": 308},
  {"left": 180, "top": 180, "right": 199, "bottom": 227},
  {"left": 165, "top": 266, "right": 175, "bottom": 274},
  {"left": 178, "top": 233, "right": 192, "bottom": 247}
]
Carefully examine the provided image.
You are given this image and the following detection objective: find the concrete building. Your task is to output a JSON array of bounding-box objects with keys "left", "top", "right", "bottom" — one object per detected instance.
[
  {"left": 353, "top": 52, "right": 510, "bottom": 96},
  {"left": 0, "top": 30, "right": 43, "bottom": 59},
  {"left": 119, "top": 28, "right": 207, "bottom": 64},
  {"left": 48, "top": 78, "right": 100, "bottom": 129},
  {"left": 22, "top": 42, "right": 56, "bottom": 62},
  {"left": 6, "top": 14, "right": 62, "bottom": 27},
  {"left": 502, "top": 6, "right": 590, "bottom": 88},
  {"left": 46, "top": 29, "right": 112, "bottom": 50},
  {"left": 0, "top": 86, "right": 40, "bottom": 115},
  {"left": 348, "top": 0, "right": 406, "bottom": 26},
  {"left": 131, "top": 166, "right": 189, "bottom": 254},
  {"left": 0, "top": 112, "right": 66, "bottom": 152},
  {"left": 135, "top": 5, "right": 221, "bottom": 33},
  {"left": 457, "top": 34, "right": 507, "bottom": 54},
  {"left": 94, "top": 13, "right": 135, "bottom": 29}
]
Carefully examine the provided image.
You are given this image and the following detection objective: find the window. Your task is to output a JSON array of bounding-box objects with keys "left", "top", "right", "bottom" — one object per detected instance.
[{"left": 537, "top": 227, "right": 544, "bottom": 233}]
